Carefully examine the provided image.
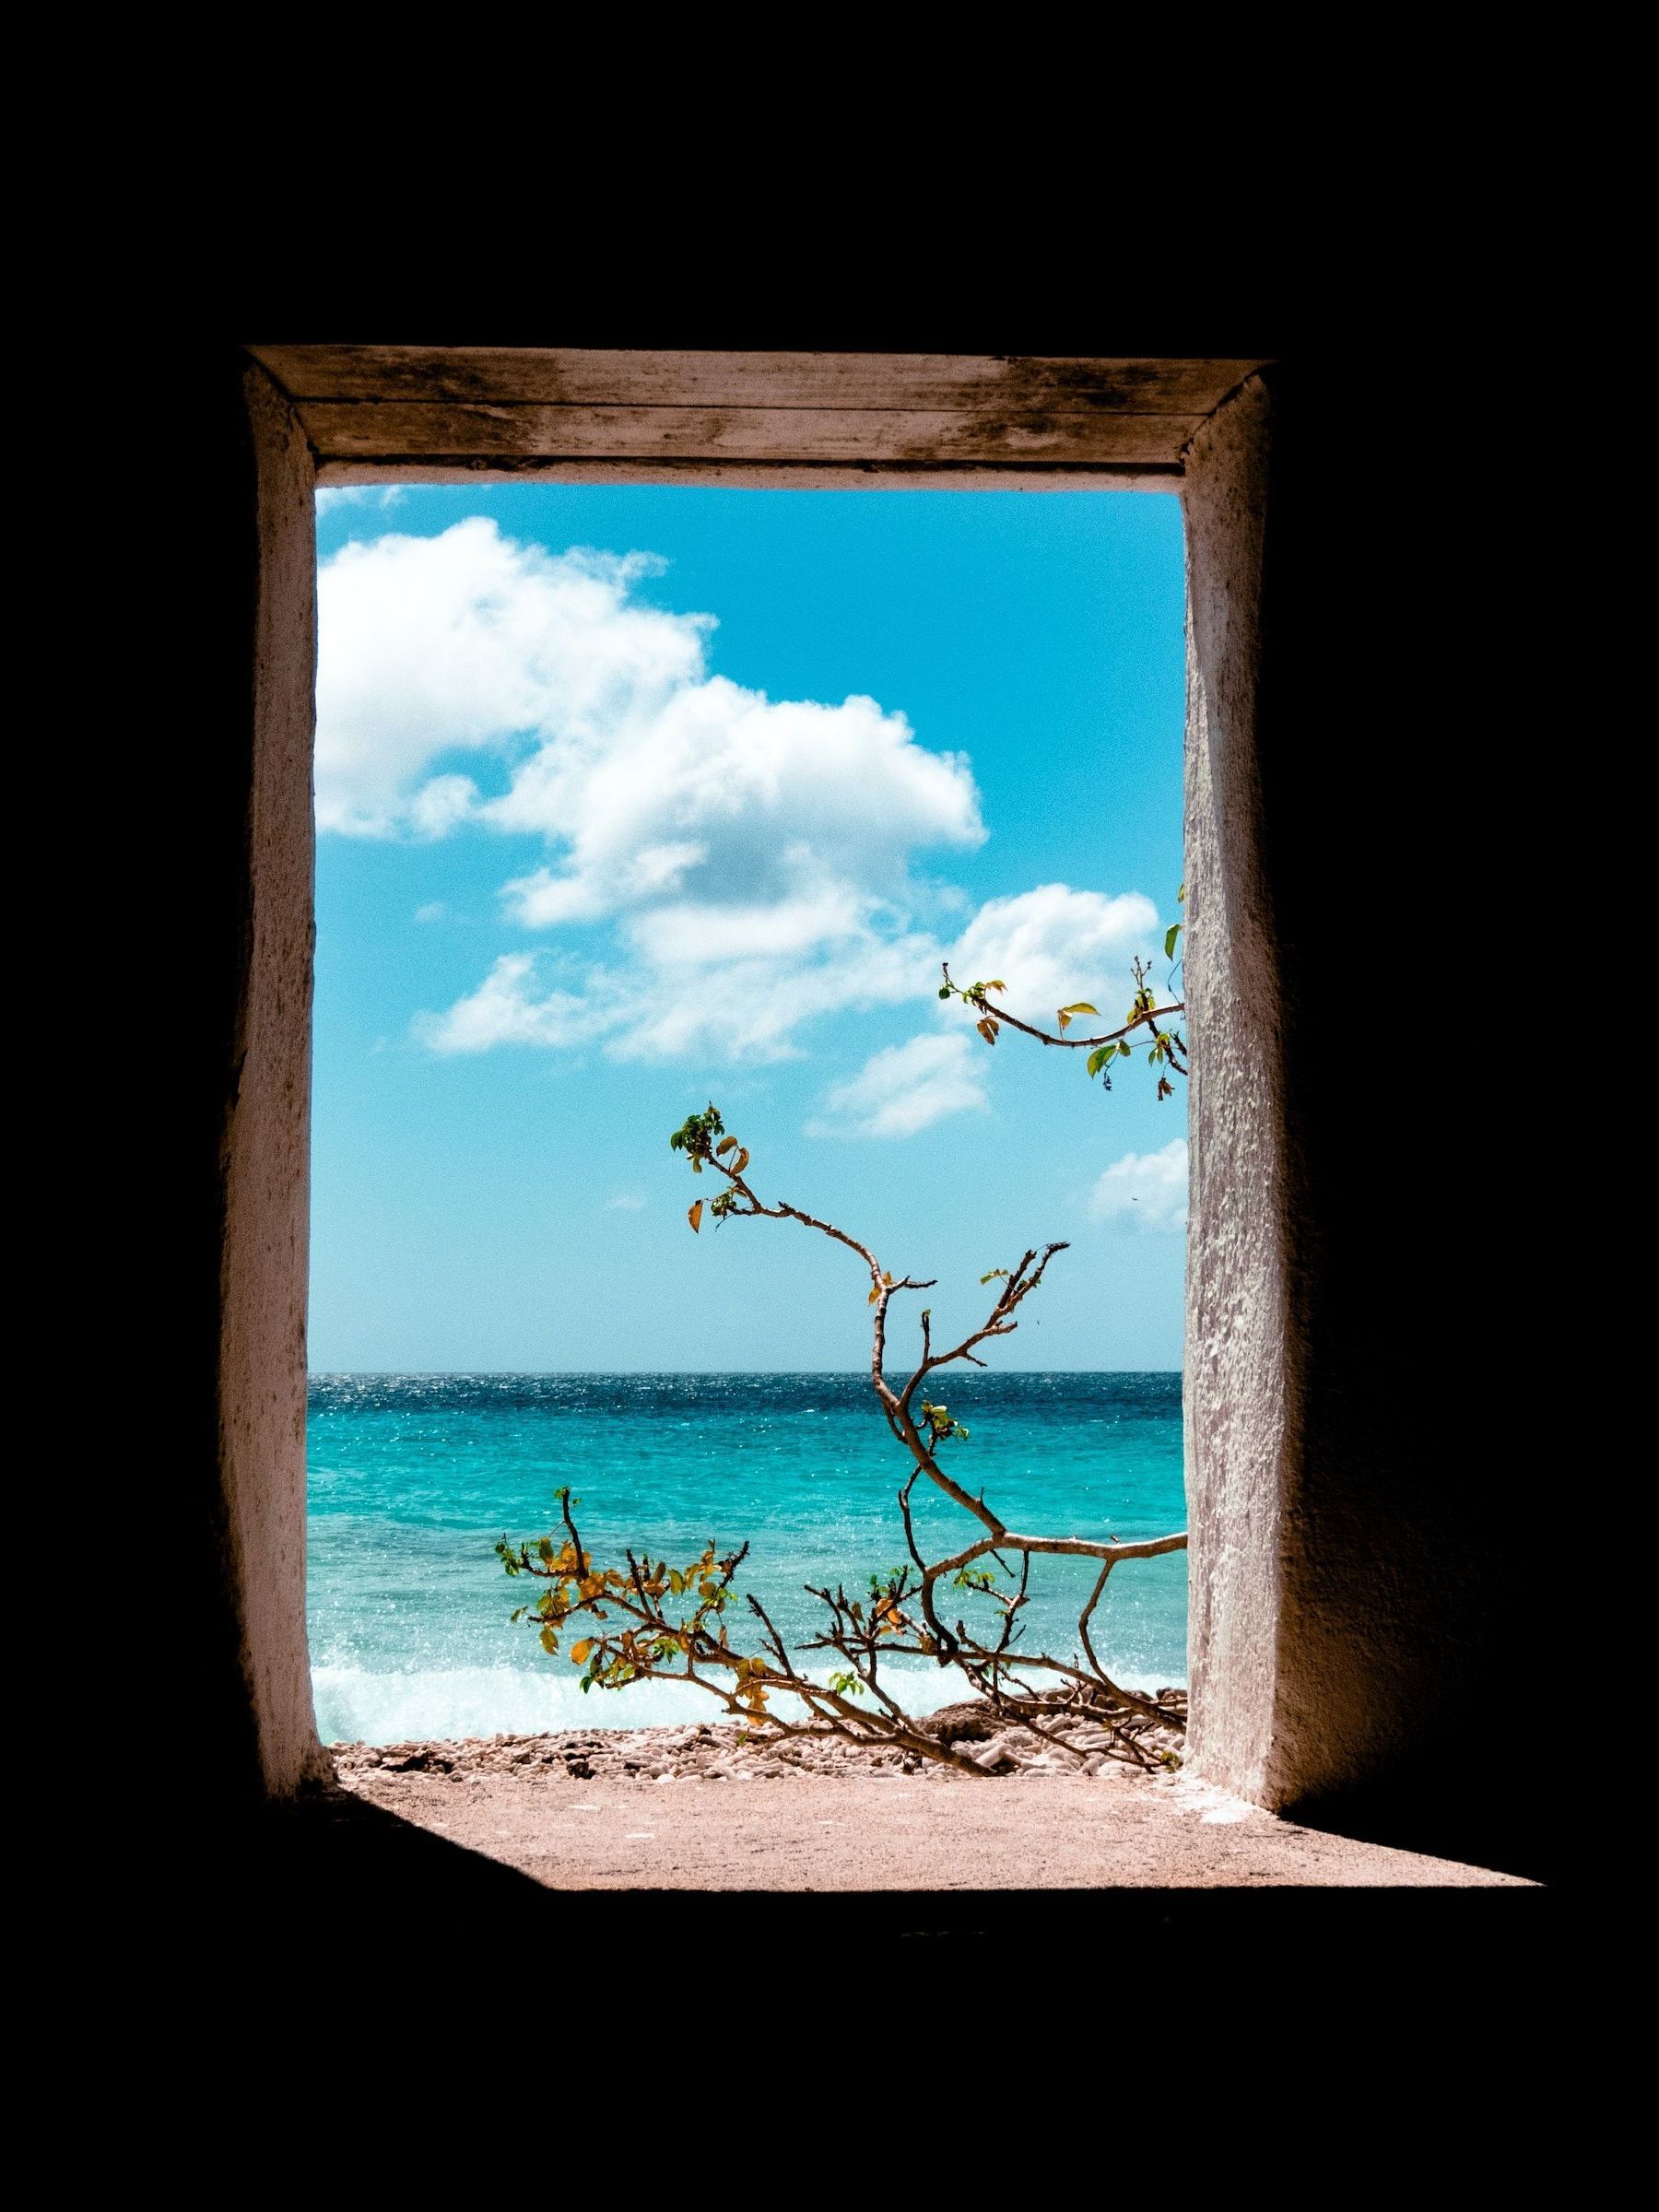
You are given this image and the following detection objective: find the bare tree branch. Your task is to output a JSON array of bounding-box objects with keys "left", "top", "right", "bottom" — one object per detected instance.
[{"left": 498, "top": 1103, "right": 1189, "bottom": 1773}]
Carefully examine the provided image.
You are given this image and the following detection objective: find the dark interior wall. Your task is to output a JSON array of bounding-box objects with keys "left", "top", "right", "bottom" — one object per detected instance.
[
  {"left": 174, "top": 351, "right": 269, "bottom": 1815},
  {"left": 1242, "top": 362, "right": 1548, "bottom": 1880},
  {"left": 171, "top": 351, "right": 323, "bottom": 1816}
]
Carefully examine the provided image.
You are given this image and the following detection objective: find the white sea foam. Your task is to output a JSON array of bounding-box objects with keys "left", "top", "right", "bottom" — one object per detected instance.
[{"left": 312, "top": 1661, "right": 975, "bottom": 1746}]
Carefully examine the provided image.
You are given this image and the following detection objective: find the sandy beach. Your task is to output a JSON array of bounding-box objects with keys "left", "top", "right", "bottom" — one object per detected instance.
[{"left": 329, "top": 1720, "right": 1535, "bottom": 1889}]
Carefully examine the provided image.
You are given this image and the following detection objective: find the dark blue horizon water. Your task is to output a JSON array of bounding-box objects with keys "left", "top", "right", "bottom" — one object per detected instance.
[{"left": 308, "top": 1371, "right": 1187, "bottom": 1744}]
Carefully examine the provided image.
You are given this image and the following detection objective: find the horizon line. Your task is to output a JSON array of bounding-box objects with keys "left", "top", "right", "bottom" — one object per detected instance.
[{"left": 308, "top": 1365, "right": 1184, "bottom": 1378}]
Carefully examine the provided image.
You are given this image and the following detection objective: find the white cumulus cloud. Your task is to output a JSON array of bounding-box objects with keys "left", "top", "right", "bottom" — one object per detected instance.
[
  {"left": 321, "top": 517, "right": 1006, "bottom": 1065},
  {"left": 485, "top": 678, "right": 982, "bottom": 925},
  {"left": 1088, "top": 1139, "right": 1189, "bottom": 1232},
  {"left": 316, "top": 521, "right": 710, "bottom": 839},
  {"left": 942, "top": 884, "right": 1159, "bottom": 1030},
  {"left": 419, "top": 928, "right": 942, "bottom": 1065},
  {"left": 806, "top": 1032, "right": 990, "bottom": 1139},
  {"left": 320, "top": 518, "right": 1170, "bottom": 1083},
  {"left": 416, "top": 877, "right": 1168, "bottom": 1072},
  {"left": 315, "top": 518, "right": 982, "bottom": 901}
]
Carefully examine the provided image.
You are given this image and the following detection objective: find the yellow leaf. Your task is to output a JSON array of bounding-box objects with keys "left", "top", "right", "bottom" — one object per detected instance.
[
  {"left": 571, "top": 1639, "right": 594, "bottom": 1664},
  {"left": 733, "top": 1148, "right": 750, "bottom": 1173},
  {"left": 688, "top": 1201, "right": 704, "bottom": 1232},
  {"left": 715, "top": 1135, "right": 736, "bottom": 1155}
]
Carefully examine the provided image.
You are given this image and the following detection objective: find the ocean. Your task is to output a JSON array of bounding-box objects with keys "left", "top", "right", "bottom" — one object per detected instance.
[{"left": 308, "top": 1371, "right": 1187, "bottom": 1745}]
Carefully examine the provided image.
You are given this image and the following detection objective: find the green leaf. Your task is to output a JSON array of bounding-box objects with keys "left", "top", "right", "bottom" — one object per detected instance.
[
  {"left": 1087, "top": 1045, "right": 1111, "bottom": 1077},
  {"left": 1177, "top": 880, "right": 1186, "bottom": 902},
  {"left": 1165, "top": 924, "right": 1182, "bottom": 960},
  {"left": 539, "top": 1625, "right": 559, "bottom": 1655},
  {"left": 1118, "top": 1041, "right": 1134, "bottom": 1059}
]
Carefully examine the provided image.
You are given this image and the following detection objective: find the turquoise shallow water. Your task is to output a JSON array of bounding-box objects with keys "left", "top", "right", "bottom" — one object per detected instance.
[{"left": 308, "top": 1371, "right": 1187, "bottom": 1744}]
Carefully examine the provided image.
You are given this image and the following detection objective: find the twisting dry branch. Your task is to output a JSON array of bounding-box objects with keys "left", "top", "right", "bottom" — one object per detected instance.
[
  {"left": 938, "top": 895, "right": 1188, "bottom": 1101},
  {"left": 499, "top": 1101, "right": 1189, "bottom": 1774}
]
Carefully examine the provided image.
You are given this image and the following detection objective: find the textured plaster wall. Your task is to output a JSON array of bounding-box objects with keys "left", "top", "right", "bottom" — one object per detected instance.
[
  {"left": 1182, "top": 378, "right": 1295, "bottom": 1804},
  {"left": 217, "top": 369, "right": 325, "bottom": 1793}
]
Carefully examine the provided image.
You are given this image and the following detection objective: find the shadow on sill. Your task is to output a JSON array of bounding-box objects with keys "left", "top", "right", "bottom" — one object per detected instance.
[{"left": 164, "top": 1786, "right": 1563, "bottom": 1956}]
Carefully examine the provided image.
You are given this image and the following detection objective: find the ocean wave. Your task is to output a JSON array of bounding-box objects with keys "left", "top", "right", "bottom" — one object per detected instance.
[
  {"left": 312, "top": 1658, "right": 1186, "bottom": 1747},
  {"left": 312, "top": 1661, "right": 961, "bottom": 1746}
]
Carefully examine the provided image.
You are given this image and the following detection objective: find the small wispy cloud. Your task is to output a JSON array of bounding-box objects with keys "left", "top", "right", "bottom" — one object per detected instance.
[
  {"left": 806, "top": 1031, "right": 988, "bottom": 1139},
  {"left": 606, "top": 1192, "right": 648, "bottom": 1211},
  {"left": 315, "top": 486, "right": 407, "bottom": 515},
  {"left": 414, "top": 900, "right": 447, "bottom": 924},
  {"left": 1088, "top": 1139, "right": 1188, "bottom": 1232}
]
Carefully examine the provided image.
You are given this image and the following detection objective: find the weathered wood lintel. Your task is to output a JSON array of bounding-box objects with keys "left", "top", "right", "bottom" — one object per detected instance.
[
  {"left": 250, "top": 345, "right": 1269, "bottom": 416},
  {"left": 295, "top": 401, "right": 1203, "bottom": 467},
  {"left": 314, "top": 458, "right": 1184, "bottom": 492},
  {"left": 250, "top": 348, "right": 1276, "bottom": 479}
]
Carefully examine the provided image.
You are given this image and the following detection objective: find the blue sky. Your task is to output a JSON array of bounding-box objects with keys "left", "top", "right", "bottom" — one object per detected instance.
[{"left": 310, "top": 484, "right": 1189, "bottom": 1371}]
